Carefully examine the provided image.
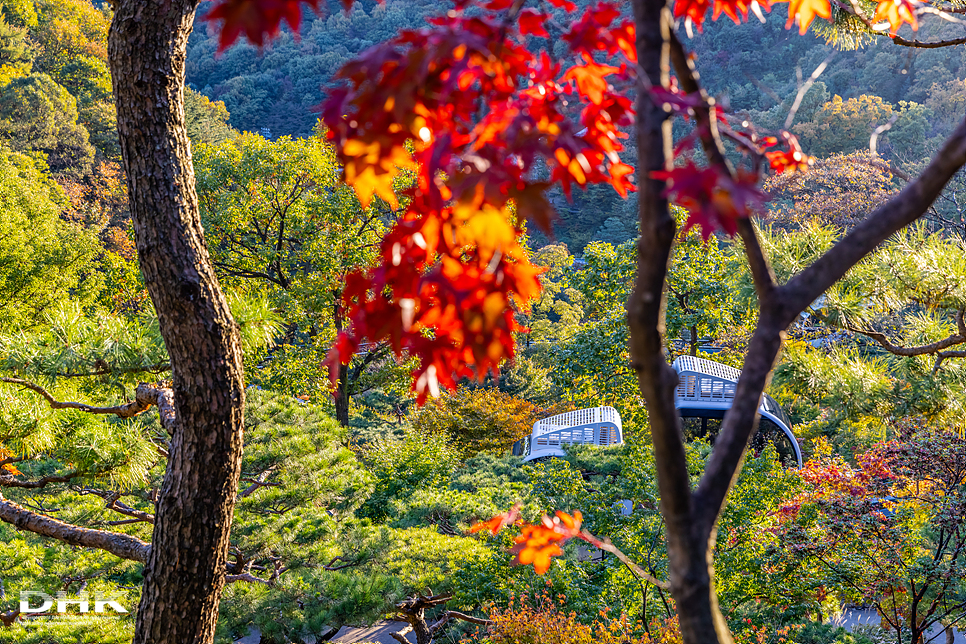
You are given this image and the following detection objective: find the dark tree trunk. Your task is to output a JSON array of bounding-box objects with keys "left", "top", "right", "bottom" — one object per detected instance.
[
  {"left": 108, "top": 2, "right": 246, "bottom": 643},
  {"left": 627, "top": 1, "right": 733, "bottom": 642},
  {"left": 335, "top": 361, "right": 350, "bottom": 426}
]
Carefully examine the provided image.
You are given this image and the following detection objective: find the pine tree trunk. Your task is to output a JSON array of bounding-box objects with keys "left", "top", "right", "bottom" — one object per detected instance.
[{"left": 108, "top": 2, "right": 246, "bottom": 643}]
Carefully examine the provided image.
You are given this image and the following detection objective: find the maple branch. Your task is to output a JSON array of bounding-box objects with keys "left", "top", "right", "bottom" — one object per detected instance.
[
  {"left": 781, "top": 116, "right": 966, "bottom": 325},
  {"left": 667, "top": 29, "right": 777, "bottom": 302},
  {"left": 693, "top": 115, "right": 966, "bottom": 536},
  {"left": 629, "top": 5, "right": 734, "bottom": 643},
  {"left": 581, "top": 530, "right": 669, "bottom": 589}
]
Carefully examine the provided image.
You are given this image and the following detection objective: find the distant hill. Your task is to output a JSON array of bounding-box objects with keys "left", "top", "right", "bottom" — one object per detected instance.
[{"left": 185, "top": 1, "right": 966, "bottom": 250}]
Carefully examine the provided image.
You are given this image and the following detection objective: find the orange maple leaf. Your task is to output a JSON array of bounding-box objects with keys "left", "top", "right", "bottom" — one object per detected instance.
[
  {"left": 512, "top": 524, "right": 567, "bottom": 574},
  {"left": 873, "top": 0, "right": 918, "bottom": 33},
  {"left": 783, "top": 0, "right": 832, "bottom": 34},
  {"left": 563, "top": 61, "right": 620, "bottom": 106},
  {"left": 469, "top": 504, "right": 521, "bottom": 535},
  {"left": 510, "top": 510, "right": 583, "bottom": 574},
  {"left": 0, "top": 446, "right": 20, "bottom": 475}
]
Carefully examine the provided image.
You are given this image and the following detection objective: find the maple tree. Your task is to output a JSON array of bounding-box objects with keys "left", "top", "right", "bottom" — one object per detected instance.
[
  {"left": 196, "top": 0, "right": 966, "bottom": 642},
  {"left": 0, "top": 0, "right": 938, "bottom": 641},
  {"left": 774, "top": 429, "right": 966, "bottom": 644}
]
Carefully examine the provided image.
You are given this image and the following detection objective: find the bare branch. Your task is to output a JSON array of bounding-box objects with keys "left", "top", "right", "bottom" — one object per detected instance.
[
  {"left": 781, "top": 117, "right": 966, "bottom": 326},
  {"left": 693, "top": 118, "right": 966, "bottom": 536},
  {"left": 322, "top": 555, "right": 366, "bottom": 571},
  {"left": 785, "top": 52, "right": 835, "bottom": 130},
  {"left": 667, "top": 29, "right": 777, "bottom": 302},
  {"left": 892, "top": 35, "right": 966, "bottom": 48},
  {"left": 0, "top": 609, "right": 19, "bottom": 627}
]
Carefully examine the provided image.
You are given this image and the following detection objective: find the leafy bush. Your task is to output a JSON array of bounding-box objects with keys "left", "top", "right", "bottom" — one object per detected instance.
[{"left": 359, "top": 429, "right": 461, "bottom": 521}]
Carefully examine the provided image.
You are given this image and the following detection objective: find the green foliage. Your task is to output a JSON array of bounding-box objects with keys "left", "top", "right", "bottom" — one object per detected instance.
[
  {"left": 792, "top": 95, "right": 928, "bottom": 159},
  {"left": 195, "top": 131, "right": 410, "bottom": 413},
  {"left": 665, "top": 214, "right": 751, "bottom": 357},
  {"left": 0, "top": 616, "right": 133, "bottom": 644},
  {"left": 185, "top": 87, "right": 235, "bottom": 146},
  {"left": 0, "top": 72, "right": 94, "bottom": 175},
  {"left": 765, "top": 224, "right": 966, "bottom": 450},
  {"left": 29, "top": 0, "right": 116, "bottom": 160},
  {"left": 411, "top": 387, "right": 573, "bottom": 457},
  {"left": 0, "top": 147, "right": 100, "bottom": 327},
  {"left": 358, "top": 429, "right": 461, "bottom": 521}
]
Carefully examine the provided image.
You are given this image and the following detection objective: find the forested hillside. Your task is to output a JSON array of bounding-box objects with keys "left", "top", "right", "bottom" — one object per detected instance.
[
  {"left": 0, "top": 0, "right": 965, "bottom": 643},
  {"left": 185, "top": 0, "right": 966, "bottom": 249}
]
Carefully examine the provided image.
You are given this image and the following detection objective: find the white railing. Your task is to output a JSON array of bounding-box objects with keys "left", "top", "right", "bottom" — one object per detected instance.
[
  {"left": 533, "top": 406, "right": 622, "bottom": 436},
  {"left": 673, "top": 356, "right": 740, "bottom": 402}
]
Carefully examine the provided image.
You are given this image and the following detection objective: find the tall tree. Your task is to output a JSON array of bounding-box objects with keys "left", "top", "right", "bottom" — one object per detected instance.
[
  {"left": 108, "top": 1, "right": 244, "bottom": 642},
  {"left": 194, "top": 132, "right": 405, "bottom": 425}
]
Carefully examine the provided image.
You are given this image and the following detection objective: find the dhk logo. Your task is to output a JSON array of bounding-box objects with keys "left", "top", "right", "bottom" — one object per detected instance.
[{"left": 19, "top": 591, "right": 128, "bottom": 614}]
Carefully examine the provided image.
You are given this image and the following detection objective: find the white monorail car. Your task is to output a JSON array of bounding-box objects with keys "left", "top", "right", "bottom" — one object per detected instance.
[
  {"left": 513, "top": 356, "right": 801, "bottom": 467},
  {"left": 513, "top": 406, "right": 623, "bottom": 462},
  {"left": 673, "top": 355, "right": 802, "bottom": 467}
]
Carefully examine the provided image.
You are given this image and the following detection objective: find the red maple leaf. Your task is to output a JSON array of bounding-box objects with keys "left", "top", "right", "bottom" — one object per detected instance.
[
  {"left": 519, "top": 9, "right": 549, "bottom": 37},
  {"left": 203, "top": 0, "right": 321, "bottom": 51}
]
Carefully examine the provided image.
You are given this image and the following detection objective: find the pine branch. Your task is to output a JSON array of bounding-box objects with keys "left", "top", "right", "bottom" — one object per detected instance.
[
  {"left": 0, "top": 378, "right": 179, "bottom": 434},
  {"left": 75, "top": 488, "right": 156, "bottom": 524},
  {"left": 389, "top": 628, "right": 413, "bottom": 644},
  {"left": 0, "top": 491, "right": 150, "bottom": 563},
  {"left": 429, "top": 611, "right": 493, "bottom": 634},
  {"left": 238, "top": 466, "right": 280, "bottom": 499},
  {"left": 57, "top": 363, "right": 170, "bottom": 378},
  {"left": 0, "top": 471, "right": 82, "bottom": 489}
]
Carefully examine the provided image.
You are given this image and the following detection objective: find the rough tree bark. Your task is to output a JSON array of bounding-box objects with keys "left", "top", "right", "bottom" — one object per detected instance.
[
  {"left": 108, "top": 2, "right": 246, "bottom": 643},
  {"left": 627, "top": 2, "right": 966, "bottom": 644}
]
